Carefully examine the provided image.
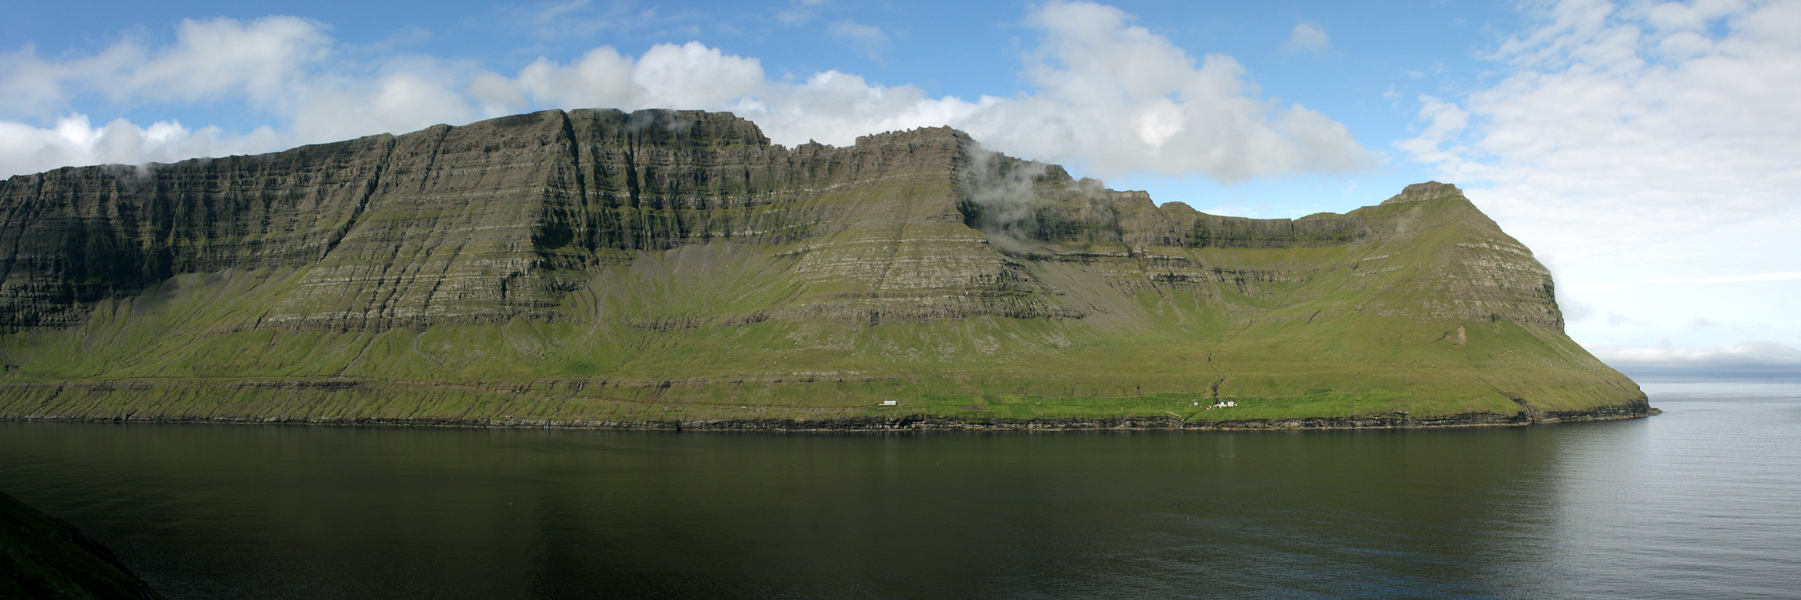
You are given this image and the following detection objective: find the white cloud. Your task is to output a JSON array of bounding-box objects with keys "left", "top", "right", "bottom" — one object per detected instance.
[
  {"left": 126, "top": 16, "right": 332, "bottom": 107},
  {"left": 0, "top": 16, "right": 481, "bottom": 175},
  {"left": 292, "top": 69, "right": 480, "bottom": 143},
  {"left": 1284, "top": 22, "right": 1330, "bottom": 53},
  {"left": 528, "top": 41, "right": 767, "bottom": 110},
  {"left": 955, "top": 1, "right": 1373, "bottom": 179},
  {"left": 477, "top": 25, "right": 980, "bottom": 151},
  {"left": 480, "top": 1, "right": 1374, "bottom": 180},
  {"left": 0, "top": 115, "right": 278, "bottom": 175},
  {"left": 0, "top": 2, "right": 1373, "bottom": 185},
  {"left": 1392, "top": 94, "right": 1467, "bottom": 164},
  {"left": 1, "top": 16, "right": 330, "bottom": 119},
  {"left": 1398, "top": 0, "right": 1801, "bottom": 264}
]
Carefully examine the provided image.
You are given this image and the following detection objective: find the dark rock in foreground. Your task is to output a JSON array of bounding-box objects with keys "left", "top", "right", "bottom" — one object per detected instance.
[{"left": 1, "top": 489, "right": 164, "bottom": 600}]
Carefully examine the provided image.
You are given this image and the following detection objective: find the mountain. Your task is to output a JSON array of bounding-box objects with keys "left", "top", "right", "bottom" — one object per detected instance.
[{"left": 0, "top": 108, "right": 1650, "bottom": 429}]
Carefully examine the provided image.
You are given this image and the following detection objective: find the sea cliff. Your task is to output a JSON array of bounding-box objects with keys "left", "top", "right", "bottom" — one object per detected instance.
[{"left": 0, "top": 109, "right": 1650, "bottom": 428}]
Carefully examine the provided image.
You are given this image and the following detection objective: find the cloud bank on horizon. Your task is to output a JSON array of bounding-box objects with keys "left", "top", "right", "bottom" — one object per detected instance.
[{"left": 3, "top": 0, "right": 1799, "bottom": 380}]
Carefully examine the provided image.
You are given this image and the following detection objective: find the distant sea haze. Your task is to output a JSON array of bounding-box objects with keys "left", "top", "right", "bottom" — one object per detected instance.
[{"left": 2, "top": 387, "right": 1796, "bottom": 599}]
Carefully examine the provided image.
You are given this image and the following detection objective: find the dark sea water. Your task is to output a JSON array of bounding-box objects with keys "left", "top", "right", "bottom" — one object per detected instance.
[{"left": 3, "top": 385, "right": 1799, "bottom": 599}]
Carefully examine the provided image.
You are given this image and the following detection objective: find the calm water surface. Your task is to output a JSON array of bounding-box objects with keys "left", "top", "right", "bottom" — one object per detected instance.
[{"left": 3, "top": 387, "right": 1799, "bottom": 599}]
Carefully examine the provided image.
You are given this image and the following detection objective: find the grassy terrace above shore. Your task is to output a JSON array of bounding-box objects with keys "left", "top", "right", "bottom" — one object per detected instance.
[{"left": 0, "top": 353, "right": 1642, "bottom": 428}]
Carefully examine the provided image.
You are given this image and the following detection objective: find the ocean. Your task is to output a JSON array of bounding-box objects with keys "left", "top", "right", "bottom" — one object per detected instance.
[{"left": 3, "top": 384, "right": 1797, "bottom": 599}]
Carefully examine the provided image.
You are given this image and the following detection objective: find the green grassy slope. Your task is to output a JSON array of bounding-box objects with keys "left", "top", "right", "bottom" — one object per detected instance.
[{"left": 0, "top": 193, "right": 1643, "bottom": 426}]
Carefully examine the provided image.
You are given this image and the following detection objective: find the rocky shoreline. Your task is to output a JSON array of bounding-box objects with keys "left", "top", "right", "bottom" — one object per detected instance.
[{"left": 3, "top": 399, "right": 1659, "bottom": 432}]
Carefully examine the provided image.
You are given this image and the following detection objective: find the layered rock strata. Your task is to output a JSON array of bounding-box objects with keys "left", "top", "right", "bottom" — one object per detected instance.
[{"left": 0, "top": 110, "right": 1562, "bottom": 333}]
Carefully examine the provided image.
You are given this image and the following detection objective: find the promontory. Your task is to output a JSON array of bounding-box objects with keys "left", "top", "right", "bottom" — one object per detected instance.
[{"left": 0, "top": 108, "right": 1651, "bottom": 429}]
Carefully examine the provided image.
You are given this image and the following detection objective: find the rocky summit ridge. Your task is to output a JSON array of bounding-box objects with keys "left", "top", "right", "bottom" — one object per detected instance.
[{"left": 0, "top": 109, "right": 1650, "bottom": 429}]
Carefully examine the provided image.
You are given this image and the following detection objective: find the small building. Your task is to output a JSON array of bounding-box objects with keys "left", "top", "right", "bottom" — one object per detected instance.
[{"left": 880, "top": 400, "right": 898, "bottom": 406}]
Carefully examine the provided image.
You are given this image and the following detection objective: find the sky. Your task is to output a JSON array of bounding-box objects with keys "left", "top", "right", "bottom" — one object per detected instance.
[{"left": 4, "top": 0, "right": 1799, "bottom": 381}]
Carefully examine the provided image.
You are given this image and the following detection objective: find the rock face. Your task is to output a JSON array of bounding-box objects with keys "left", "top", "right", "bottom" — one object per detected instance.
[{"left": 0, "top": 109, "right": 1646, "bottom": 426}]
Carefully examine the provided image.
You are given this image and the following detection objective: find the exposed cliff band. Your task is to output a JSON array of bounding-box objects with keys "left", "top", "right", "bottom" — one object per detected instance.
[{"left": 0, "top": 109, "right": 1650, "bottom": 428}]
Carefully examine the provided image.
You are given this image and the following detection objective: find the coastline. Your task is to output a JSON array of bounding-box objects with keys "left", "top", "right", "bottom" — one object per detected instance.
[{"left": 2, "top": 399, "right": 1659, "bottom": 432}]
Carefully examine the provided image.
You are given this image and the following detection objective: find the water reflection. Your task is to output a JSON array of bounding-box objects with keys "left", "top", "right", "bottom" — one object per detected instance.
[{"left": 2, "top": 399, "right": 1797, "bottom": 599}]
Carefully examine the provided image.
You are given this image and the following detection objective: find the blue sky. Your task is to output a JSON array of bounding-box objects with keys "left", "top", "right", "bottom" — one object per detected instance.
[{"left": 5, "top": 0, "right": 1800, "bottom": 380}]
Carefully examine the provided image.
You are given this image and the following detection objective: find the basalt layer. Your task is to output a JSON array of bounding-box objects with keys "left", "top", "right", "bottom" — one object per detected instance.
[{"left": 0, "top": 109, "right": 1649, "bottom": 427}]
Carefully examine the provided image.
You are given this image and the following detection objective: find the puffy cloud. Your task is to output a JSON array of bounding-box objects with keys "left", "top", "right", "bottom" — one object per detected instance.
[
  {"left": 291, "top": 69, "right": 480, "bottom": 144},
  {"left": 747, "top": 70, "right": 988, "bottom": 146},
  {"left": 126, "top": 16, "right": 332, "bottom": 107},
  {"left": 955, "top": 2, "right": 1373, "bottom": 179},
  {"left": 1, "top": 2, "right": 1373, "bottom": 185},
  {"left": 0, "top": 115, "right": 278, "bottom": 176}
]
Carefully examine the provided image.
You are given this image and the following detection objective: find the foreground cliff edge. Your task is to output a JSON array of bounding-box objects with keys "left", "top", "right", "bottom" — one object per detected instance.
[
  {"left": 1, "top": 489, "right": 166, "bottom": 599},
  {"left": 0, "top": 108, "right": 1652, "bottom": 430}
]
